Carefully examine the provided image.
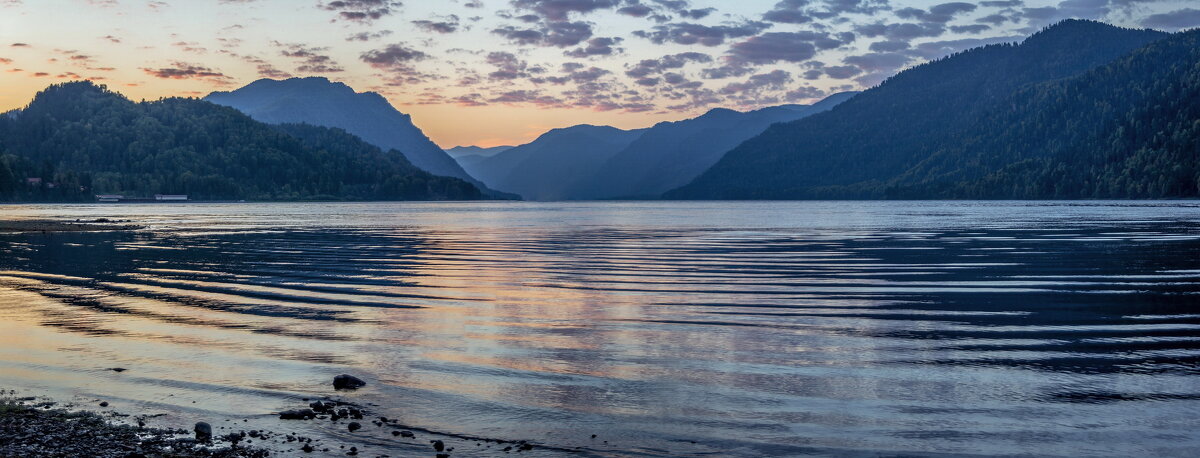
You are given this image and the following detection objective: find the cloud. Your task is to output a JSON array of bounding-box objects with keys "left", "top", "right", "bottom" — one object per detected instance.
[
  {"left": 720, "top": 69, "right": 792, "bottom": 96},
  {"left": 510, "top": 0, "right": 620, "bottom": 21},
  {"left": 762, "top": 0, "right": 813, "bottom": 24},
  {"left": 1142, "top": 8, "right": 1200, "bottom": 31},
  {"left": 485, "top": 51, "right": 530, "bottom": 80},
  {"left": 565, "top": 36, "right": 622, "bottom": 57},
  {"left": 494, "top": 20, "right": 595, "bottom": 47},
  {"left": 488, "top": 89, "right": 566, "bottom": 107},
  {"left": 634, "top": 21, "right": 772, "bottom": 47},
  {"left": 631, "top": 51, "right": 711, "bottom": 74},
  {"left": 361, "top": 43, "right": 430, "bottom": 68},
  {"left": 493, "top": 25, "right": 546, "bottom": 45},
  {"left": 895, "top": 2, "right": 977, "bottom": 24},
  {"left": 1019, "top": 0, "right": 1112, "bottom": 29},
  {"left": 346, "top": 30, "right": 393, "bottom": 41},
  {"left": 725, "top": 31, "right": 851, "bottom": 65},
  {"left": 843, "top": 51, "right": 912, "bottom": 72},
  {"left": 823, "top": 65, "right": 863, "bottom": 79},
  {"left": 413, "top": 15, "right": 462, "bottom": 33},
  {"left": 856, "top": 21, "right": 946, "bottom": 40},
  {"left": 617, "top": 4, "right": 652, "bottom": 17},
  {"left": 319, "top": 0, "right": 402, "bottom": 22},
  {"left": 142, "top": 62, "right": 232, "bottom": 84},
  {"left": 275, "top": 42, "right": 344, "bottom": 73},
  {"left": 361, "top": 43, "right": 433, "bottom": 85}
]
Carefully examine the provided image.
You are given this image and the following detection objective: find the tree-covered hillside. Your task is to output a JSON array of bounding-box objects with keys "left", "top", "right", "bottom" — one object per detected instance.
[
  {"left": 0, "top": 81, "right": 481, "bottom": 202},
  {"left": 887, "top": 27, "right": 1200, "bottom": 198},
  {"left": 204, "top": 77, "right": 504, "bottom": 197},
  {"left": 667, "top": 20, "right": 1172, "bottom": 199}
]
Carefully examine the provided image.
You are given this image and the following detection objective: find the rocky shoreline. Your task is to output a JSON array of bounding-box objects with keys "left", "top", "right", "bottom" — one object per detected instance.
[
  {"left": 0, "top": 394, "right": 267, "bottom": 457},
  {"left": 1, "top": 376, "right": 563, "bottom": 457},
  {"left": 0, "top": 218, "right": 144, "bottom": 233}
]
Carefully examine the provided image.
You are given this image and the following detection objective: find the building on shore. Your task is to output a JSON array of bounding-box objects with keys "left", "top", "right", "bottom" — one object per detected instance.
[{"left": 154, "top": 195, "right": 189, "bottom": 201}]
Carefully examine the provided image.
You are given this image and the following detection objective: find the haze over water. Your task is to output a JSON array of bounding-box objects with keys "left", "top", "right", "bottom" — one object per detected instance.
[{"left": 1, "top": 201, "right": 1199, "bottom": 456}]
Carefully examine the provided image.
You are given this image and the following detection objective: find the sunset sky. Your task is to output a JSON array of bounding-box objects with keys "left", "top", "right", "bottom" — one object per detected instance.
[{"left": 1, "top": 0, "right": 1198, "bottom": 147}]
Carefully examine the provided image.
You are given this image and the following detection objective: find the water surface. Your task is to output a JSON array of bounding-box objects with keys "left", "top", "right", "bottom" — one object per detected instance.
[{"left": 1, "top": 201, "right": 1199, "bottom": 456}]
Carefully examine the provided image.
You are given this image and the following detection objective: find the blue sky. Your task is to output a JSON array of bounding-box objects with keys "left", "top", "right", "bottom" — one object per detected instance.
[{"left": 1, "top": 0, "right": 1197, "bottom": 146}]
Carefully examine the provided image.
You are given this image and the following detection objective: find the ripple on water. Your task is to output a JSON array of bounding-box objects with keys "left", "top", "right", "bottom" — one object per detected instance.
[{"left": 0, "top": 201, "right": 1198, "bottom": 457}]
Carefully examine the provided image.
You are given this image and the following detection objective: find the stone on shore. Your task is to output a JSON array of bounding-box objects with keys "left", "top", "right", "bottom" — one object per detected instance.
[
  {"left": 333, "top": 374, "right": 366, "bottom": 390},
  {"left": 194, "top": 422, "right": 212, "bottom": 441}
]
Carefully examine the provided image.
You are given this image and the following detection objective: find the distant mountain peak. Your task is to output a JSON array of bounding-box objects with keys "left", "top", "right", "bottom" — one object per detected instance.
[
  {"left": 700, "top": 107, "right": 740, "bottom": 117},
  {"left": 1024, "top": 19, "right": 1163, "bottom": 46},
  {"left": 204, "top": 78, "right": 495, "bottom": 194}
]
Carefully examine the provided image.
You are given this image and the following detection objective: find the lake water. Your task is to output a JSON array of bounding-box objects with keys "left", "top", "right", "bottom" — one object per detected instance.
[{"left": 1, "top": 201, "right": 1199, "bottom": 456}]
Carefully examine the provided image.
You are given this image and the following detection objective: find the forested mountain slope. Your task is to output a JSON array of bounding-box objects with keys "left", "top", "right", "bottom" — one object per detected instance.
[
  {"left": 0, "top": 82, "right": 481, "bottom": 201},
  {"left": 205, "top": 77, "right": 508, "bottom": 197},
  {"left": 576, "top": 92, "right": 857, "bottom": 200},
  {"left": 668, "top": 20, "right": 1170, "bottom": 199}
]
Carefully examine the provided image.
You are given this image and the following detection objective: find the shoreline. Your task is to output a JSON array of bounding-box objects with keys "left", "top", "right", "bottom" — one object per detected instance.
[
  {"left": 0, "top": 219, "right": 144, "bottom": 233},
  {"left": 0, "top": 390, "right": 555, "bottom": 457},
  {"left": 0, "top": 395, "right": 266, "bottom": 457}
]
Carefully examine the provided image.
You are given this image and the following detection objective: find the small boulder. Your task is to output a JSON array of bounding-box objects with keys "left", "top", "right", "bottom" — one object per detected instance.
[
  {"left": 432, "top": 440, "right": 445, "bottom": 452},
  {"left": 400, "top": 431, "right": 414, "bottom": 438},
  {"left": 194, "top": 422, "right": 213, "bottom": 441},
  {"left": 347, "top": 422, "right": 362, "bottom": 433},
  {"left": 99, "top": 401, "right": 109, "bottom": 407},
  {"left": 333, "top": 374, "right": 366, "bottom": 390}
]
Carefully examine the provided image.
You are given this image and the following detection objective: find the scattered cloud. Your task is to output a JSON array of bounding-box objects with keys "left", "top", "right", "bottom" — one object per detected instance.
[
  {"left": 1142, "top": 8, "right": 1200, "bottom": 31},
  {"left": 142, "top": 62, "right": 233, "bottom": 84}
]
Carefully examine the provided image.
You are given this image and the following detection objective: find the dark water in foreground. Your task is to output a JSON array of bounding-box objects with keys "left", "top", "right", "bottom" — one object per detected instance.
[{"left": 1, "top": 201, "right": 1199, "bottom": 456}]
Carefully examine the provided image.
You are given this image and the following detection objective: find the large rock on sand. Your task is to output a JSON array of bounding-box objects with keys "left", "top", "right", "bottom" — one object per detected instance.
[{"left": 333, "top": 374, "right": 366, "bottom": 390}]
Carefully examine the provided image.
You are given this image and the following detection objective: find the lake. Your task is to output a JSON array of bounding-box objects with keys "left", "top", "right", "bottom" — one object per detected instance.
[{"left": 1, "top": 201, "right": 1199, "bottom": 456}]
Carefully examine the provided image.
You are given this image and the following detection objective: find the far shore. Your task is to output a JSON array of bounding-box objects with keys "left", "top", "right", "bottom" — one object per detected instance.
[{"left": 0, "top": 219, "right": 144, "bottom": 233}]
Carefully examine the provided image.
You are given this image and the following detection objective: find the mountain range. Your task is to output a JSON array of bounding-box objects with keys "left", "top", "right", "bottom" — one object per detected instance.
[
  {"left": 459, "top": 92, "right": 857, "bottom": 201},
  {"left": 461, "top": 125, "right": 647, "bottom": 201},
  {"left": 446, "top": 145, "right": 514, "bottom": 159},
  {"left": 2, "top": 20, "right": 1197, "bottom": 203},
  {"left": 0, "top": 82, "right": 480, "bottom": 202},
  {"left": 204, "top": 77, "right": 508, "bottom": 197},
  {"left": 669, "top": 20, "right": 1194, "bottom": 199},
  {"left": 575, "top": 92, "right": 858, "bottom": 200},
  {"left": 446, "top": 145, "right": 515, "bottom": 174}
]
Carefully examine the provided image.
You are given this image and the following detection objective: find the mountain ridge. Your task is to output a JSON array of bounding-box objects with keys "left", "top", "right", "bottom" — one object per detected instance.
[
  {"left": 0, "top": 81, "right": 482, "bottom": 201},
  {"left": 668, "top": 19, "right": 1171, "bottom": 199},
  {"left": 204, "top": 77, "right": 509, "bottom": 198}
]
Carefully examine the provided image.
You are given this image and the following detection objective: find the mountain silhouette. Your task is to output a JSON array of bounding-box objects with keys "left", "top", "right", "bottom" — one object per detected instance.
[
  {"left": 574, "top": 92, "right": 858, "bottom": 200},
  {"left": 0, "top": 81, "right": 481, "bottom": 201},
  {"left": 205, "top": 77, "right": 506, "bottom": 197},
  {"left": 462, "top": 125, "right": 645, "bottom": 201},
  {"left": 668, "top": 20, "right": 1170, "bottom": 199}
]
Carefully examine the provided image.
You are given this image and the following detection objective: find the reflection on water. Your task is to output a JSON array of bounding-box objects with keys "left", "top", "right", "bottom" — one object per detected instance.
[{"left": 1, "top": 201, "right": 1200, "bottom": 456}]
